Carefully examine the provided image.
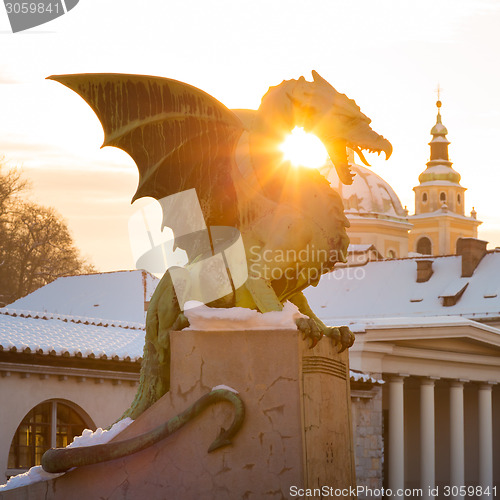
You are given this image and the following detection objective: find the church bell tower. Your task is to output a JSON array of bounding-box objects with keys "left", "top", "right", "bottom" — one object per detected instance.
[{"left": 408, "top": 98, "right": 481, "bottom": 255}]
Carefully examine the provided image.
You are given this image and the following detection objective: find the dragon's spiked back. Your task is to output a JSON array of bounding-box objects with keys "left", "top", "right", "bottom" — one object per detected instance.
[{"left": 48, "top": 74, "right": 244, "bottom": 228}]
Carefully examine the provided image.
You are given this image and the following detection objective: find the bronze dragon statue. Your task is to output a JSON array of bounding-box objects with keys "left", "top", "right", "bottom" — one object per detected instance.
[{"left": 42, "top": 71, "right": 391, "bottom": 472}]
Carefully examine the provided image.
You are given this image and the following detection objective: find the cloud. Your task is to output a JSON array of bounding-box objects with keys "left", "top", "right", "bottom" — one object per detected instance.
[
  {"left": 0, "top": 138, "right": 62, "bottom": 154},
  {"left": 0, "top": 76, "right": 18, "bottom": 85},
  {"left": 0, "top": 137, "right": 137, "bottom": 174},
  {"left": 0, "top": 68, "right": 21, "bottom": 85}
]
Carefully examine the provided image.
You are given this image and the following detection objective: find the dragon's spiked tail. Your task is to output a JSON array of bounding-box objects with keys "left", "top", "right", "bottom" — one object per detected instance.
[{"left": 42, "top": 389, "right": 245, "bottom": 474}]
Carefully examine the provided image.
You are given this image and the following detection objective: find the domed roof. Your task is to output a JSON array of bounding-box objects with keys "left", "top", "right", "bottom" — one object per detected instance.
[
  {"left": 418, "top": 163, "right": 461, "bottom": 184},
  {"left": 327, "top": 160, "right": 406, "bottom": 218},
  {"left": 430, "top": 110, "right": 448, "bottom": 136},
  {"left": 431, "top": 121, "right": 448, "bottom": 136}
]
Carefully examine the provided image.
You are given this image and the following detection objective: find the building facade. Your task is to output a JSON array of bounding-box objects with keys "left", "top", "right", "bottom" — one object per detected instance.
[
  {"left": 306, "top": 239, "right": 500, "bottom": 495},
  {"left": 0, "top": 270, "right": 156, "bottom": 483}
]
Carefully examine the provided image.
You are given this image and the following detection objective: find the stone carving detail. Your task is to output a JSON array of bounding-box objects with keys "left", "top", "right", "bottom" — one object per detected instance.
[{"left": 303, "top": 355, "right": 347, "bottom": 380}]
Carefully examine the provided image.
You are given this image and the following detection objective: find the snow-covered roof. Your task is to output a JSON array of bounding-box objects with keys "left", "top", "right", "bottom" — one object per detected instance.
[
  {"left": 0, "top": 310, "right": 145, "bottom": 361},
  {"left": 350, "top": 369, "right": 384, "bottom": 384},
  {"left": 5, "top": 270, "right": 158, "bottom": 324},
  {"left": 343, "top": 315, "right": 500, "bottom": 334},
  {"left": 305, "top": 251, "right": 500, "bottom": 324},
  {"left": 409, "top": 208, "right": 480, "bottom": 222},
  {"left": 417, "top": 180, "right": 460, "bottom": 187},
  {"left": 348, "top": 244, "right": 377, "bottom": 253}
]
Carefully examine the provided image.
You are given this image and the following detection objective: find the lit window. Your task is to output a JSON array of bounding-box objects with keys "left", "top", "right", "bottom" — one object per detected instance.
[
  {"left": 8, "top": 400, "right": 94, "bottom": 473},
  {"left": 387, "top": 250, "right": 396, "bottom": 259}
]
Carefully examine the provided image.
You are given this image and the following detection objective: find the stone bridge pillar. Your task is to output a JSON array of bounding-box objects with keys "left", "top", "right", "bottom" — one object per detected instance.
[{"left": 2, "top": 329, "right": 356, "bottom": 499}]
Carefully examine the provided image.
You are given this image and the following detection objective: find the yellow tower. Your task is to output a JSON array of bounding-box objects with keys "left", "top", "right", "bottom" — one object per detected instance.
[{"left": 408, "top": 99, "right": 481, "bottom": 255}]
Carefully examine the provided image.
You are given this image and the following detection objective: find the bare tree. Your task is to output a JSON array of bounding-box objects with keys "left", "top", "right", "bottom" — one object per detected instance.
[
  {"left": 0, "top": 161, "right": 27, "bottom": 218},
  {"left": 0, "top": 162, "right": 94, "bottom": 305}
]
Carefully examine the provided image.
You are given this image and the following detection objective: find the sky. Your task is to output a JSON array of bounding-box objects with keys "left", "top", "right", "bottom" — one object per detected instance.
[{"left": 0, "top": 0, "right": 499, "bottom": 271}]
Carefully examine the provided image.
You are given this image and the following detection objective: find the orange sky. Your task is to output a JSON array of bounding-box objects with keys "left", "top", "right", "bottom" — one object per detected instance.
[{"left": 1, "top": 0, "right": 499, "bottom": 270}]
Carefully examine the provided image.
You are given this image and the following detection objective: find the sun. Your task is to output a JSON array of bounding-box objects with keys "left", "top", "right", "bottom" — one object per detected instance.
[{"left": 279, "top": 127, "right": 328, "bottom": 169}]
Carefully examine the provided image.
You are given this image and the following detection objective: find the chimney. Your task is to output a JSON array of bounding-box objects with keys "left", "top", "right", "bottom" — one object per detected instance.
[
  {"left": 456, "top": 238, "right": 488, "bottom": 277},
  {"left": 416, "top": 260, "right": 433, "bottom": 282}
]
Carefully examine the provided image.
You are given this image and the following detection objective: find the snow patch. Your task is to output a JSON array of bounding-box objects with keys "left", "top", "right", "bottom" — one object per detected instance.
[
  {"left": 0, "top": 466, "right": 64, "bottom": 492},
  {"left": 184, "top": 301, "right": 306, "bottom": 330},
  {"left": 0, "top": 418, "right": 133, "bottom": 491},
  {"left": 67, "top": 417, "right": 133, "bottom": 448}
]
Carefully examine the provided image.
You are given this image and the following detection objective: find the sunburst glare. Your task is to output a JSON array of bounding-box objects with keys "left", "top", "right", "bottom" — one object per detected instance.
[{"left": 279, "top": 127, "right": 328, "bottom": 169}]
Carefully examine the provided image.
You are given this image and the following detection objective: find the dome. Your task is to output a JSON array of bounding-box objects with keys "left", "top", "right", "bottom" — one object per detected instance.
[
  {"left": 327, "top": 161, "right": 406, "bottom": 218},
  {"left": 431, "top": 122, "right": 448, "bottom": 135},
  {"left": 418, "top": 163, "right": 461, "bottom": 184},
  {"left": 430, "top": 112, "right": 448, "bottom": 136}
]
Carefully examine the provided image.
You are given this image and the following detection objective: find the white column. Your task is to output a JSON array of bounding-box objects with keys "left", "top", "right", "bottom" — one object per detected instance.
[
  {"left": 449, "top": 380, "right": 465, "bottom": 499},
  {"left": 388, "top": 375, "right": 405, "bottom": 494},
  {"left": 478, "top": 383, "right": 493, "bottom": 498},
  {"left": 420, "top": 378, "right": 436, "bottom": 499}
]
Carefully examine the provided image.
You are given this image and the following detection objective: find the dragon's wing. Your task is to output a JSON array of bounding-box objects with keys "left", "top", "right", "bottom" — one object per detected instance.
[{"left": 48, "top": 74, "right": 244, "bottom": 227}]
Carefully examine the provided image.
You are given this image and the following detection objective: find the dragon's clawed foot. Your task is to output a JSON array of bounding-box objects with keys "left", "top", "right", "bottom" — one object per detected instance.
[
  {"left": 172, "top": 312, "right": 190, "bottom": 331},
  {"left": 295, "top": 317, "right": 323, "bottom": 348},
  {"left": 296, "top": 318, "right": 354, "bottom": 352},
  {"left": 324, "top": 326, "right": 355, "bottom": 353}
]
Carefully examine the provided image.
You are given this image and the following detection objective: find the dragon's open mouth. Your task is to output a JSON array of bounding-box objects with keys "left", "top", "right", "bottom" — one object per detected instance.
[{"left": 326, "top": 138, "right": 392, "bottom": 185}]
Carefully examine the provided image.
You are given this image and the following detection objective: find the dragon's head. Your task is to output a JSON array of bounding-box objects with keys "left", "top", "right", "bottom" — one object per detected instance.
[
  {"left": 256, "top": 71, "right": 392, "bottom": 185},
  {"left": 293, "top": 71, "right": 392, "bottom": 184}
]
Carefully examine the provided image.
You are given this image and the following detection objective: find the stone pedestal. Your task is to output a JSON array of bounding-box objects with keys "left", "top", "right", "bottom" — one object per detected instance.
[{"left": 2, "top": 329, "right": 355, "bottom": 499}]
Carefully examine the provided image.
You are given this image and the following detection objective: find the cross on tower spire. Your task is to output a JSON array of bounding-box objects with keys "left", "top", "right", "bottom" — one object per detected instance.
[{"left": 436, "top": 84, "right": 443, "bottom": 108}]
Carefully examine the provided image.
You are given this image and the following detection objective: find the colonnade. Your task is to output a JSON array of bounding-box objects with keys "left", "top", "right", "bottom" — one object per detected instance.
[{"left": 386, "top": 376, "right": 495, "bottom": 499}]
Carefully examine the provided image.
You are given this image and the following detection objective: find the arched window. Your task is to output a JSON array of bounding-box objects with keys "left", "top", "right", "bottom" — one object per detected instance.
[
  {"left": 8, "top": 400, "right": 94, "bottom": 473},
  {"left": 457, "top": 193, "right": 461, "bottom": 205},
  {"left": 440, "top": 192, "right": 446, "bottom": 203},
  {"left": 416, "top": 237, "right": 432, "bottom": 255},
  {"left": 422, "top": 192, "right": 428, "bottom": 203},
  {"left": 387, "top": 249, "right": 396, "bottom": 259}
]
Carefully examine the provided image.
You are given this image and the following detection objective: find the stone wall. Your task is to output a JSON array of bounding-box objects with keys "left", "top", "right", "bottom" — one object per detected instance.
[{"left": 351, "top": 381, "right": 384, "bottom": 499}]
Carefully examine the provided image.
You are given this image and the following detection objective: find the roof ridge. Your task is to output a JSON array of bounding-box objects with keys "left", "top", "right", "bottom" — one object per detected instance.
[
  {"left": 0, "top": 308, "right": 145, "bottom": 331},
  {"left": 45, "top": 269, "right": 151, "bottom": 279}
]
